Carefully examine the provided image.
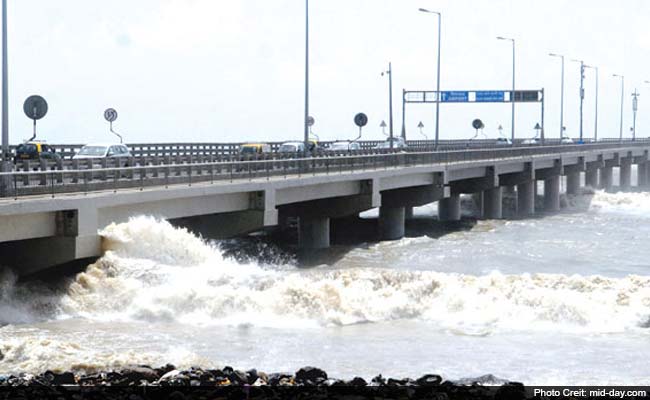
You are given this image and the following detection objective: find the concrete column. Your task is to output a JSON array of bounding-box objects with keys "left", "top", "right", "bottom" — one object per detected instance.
[
  {"left": 379, "top": 206, "right": 405, "bottom": 240},
  {"left": 566, "top": 172, "right": 581, "bottom": 195},
  {"left": 0, "top": 160, "right": 11, "bottom": 197},
  {"left": 299, "top": 216, "right": 330, "bottom": 249},
  {"left": 404, "top": 207, "right": 414, "bottom": 220},
  {"left": 438, "top": 194, "right": 461, "bottom": 221},
  {"left": 600, "top": 166, "right": 613, "bottom": 192},
  {"left": 482, "top": 187, "right": 503, "bottom": 219},
  {"left": 620, "top": 160, "right": 632, "bottom": 191},
  {"left": 637, "top": 163, "right": 648, "bottom": 189},
  {"left": 543, "top": 175, "right": 561, "bottom": 212},
  {"left": 585, "top": 168, "right": 599, "bottom": 189},
  {"left": 516, "top": 181, "right": 535, "bottom": 217}
]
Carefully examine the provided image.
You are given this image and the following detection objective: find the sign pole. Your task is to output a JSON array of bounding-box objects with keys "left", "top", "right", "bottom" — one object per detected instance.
[{"left": 2, "top": 0, "right": 8, "bottom": 162}]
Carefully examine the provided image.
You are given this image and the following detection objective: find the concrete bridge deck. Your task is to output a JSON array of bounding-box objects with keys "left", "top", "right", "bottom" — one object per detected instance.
[{"left": 1, "top": 140, "right": 649, "bottom": 277}]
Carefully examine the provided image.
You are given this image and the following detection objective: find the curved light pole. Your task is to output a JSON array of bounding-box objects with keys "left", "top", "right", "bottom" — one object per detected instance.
[
  {"left": 382, "top": 62, "right": 394, "bottom": 149},
  {"left": 584, "top": 65, "right": 599, "bottom": 141},
  {"left": 549, "top": 53, "right": 564, "bottom": 139},
  {"left": 303, "top": 0, "right": 310, "bottom": 157},
  {"left": 419, "top": 8, "right": 441, "bottom": 150},
  {"left": 613, "top": 74, "right": 625, "bottom": 141},
  {"left": 571, "top": 59, "right": 586, "bottom": 142},
  {"left": 497, "top": 36, "right": 515, "bottom": 141},
  {"left": 2, "top": 0, "right": 8, "bottom": 162}
]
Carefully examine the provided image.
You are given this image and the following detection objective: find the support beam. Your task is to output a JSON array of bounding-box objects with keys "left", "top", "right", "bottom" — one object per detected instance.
[
  {"left": 379, "top": 206, "right": 405, "bottom": 240},
  {"left": 404, "top": 206, "right": 414, "bottom": 220},
  {"left": 438, "top": 194, "right": 461, "bottom": 221},
  {"left": 299, "top": 216, "right": 330, "bottom": 249},
  {"left": 637, "top": 162, "right": 648, "bottom": 189},
  {"left": 585, "top": 168, "right": 599, "bottom": 189},
  {"left": 482, "top": 187, "right": 503, "bottom": 219},
  {"left": 543, "top": 175, "right": 560, "bottom": 212},
  {"left": 620, "top": 159, "right": 632, "bottom": 191},
  {"left": 516, "top": 180, "right": 535, "bottom": 217},
  {"left": 600, "top": 166, "right": 613, "bottom": 192},
  {"left": 566, "top": 172, "right": 581, "bottom": 195}
]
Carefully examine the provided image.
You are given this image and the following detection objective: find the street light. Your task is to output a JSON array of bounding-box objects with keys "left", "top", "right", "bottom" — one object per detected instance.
[
  {"left": 631, "top": 89, "right": 639, "bottom": 141},
  {"left": 2, "top": 0, "right": 8, "bottom": 163},
  {"left": 549, "top": 53, "right": 564, "bottom": 139},
  {"left": 381, "top": 62, "right": 394, "bottom": 149},
  {"left": 419, "top": 8, "right": 441, "bottom": 150},
  {"left": 303, "top": 0, "right": 310, "bottom": 157},
  {"left": 585, "top": 65, "right": 599, "bottom": 141},
  {"left": 571, "top": 59, "right": 586, "bottom": 142},
  {"left": 497, "top": 36, "right": 515, "bottom": 141},
  {"left": 613, "top": 74, "right": 624, "bottom": 141}
]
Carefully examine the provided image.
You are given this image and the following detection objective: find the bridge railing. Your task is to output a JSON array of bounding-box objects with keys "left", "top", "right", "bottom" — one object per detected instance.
[{"left": 1, "top": 140, "right": 648, "bottom": 199}]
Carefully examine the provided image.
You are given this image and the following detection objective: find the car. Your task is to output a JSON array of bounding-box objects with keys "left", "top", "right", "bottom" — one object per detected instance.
[
  {"left": 521, "top": 138, "right": 540, "bottom": 145},
  {"left": 561, "top": 137, "right": 574, "bottom": 144},
  {"left": 239, "top": 143, "right": 272, "bottom": 157},
  {"left": 495, "top": 137, "right": 512, "bottom": 147},
  {"left": 327, "top": 141, "right": 361, "bottom": 152},
  {"left": 13, "top": 141, "right": 61, "bottom": 163},
  {"left": 73, "top": 143, "right": 132, "bottom": 160},
  {"left": 375, "top": 137, "right": 408, "bottom": 150},
  {"left": 278, "top": 140, "right": 322, "bottom": 155}
]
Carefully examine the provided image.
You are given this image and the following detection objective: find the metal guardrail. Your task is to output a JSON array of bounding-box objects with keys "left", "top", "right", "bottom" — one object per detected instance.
[{"left": 1, "top": 140, "right": 648, "bottom": 199}]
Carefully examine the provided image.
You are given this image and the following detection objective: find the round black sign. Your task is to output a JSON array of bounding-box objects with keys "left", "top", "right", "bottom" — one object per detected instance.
[
  {"left": 104, "top": 108, "right": 118, "bottom": 122},
  {"left": 354, "top": 113, "right": 368, "bottom": 128},
  {"left": 472, "top": 119, "right": 484, "bottom": 130},
  {"left": 23, "top": 95, "right": 48, "bottom": 120},
  {"left": 307, "top": 116, "right": 315, "bottom": 127}
]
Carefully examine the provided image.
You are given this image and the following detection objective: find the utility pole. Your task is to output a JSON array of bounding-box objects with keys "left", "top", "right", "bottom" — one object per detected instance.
[
  {"left": 382, "top": 63, "right": 394, "bottom": 149},
  {"left": 303, "top": 0, "right": 310, "bottom": 157},
  {"left": 2, "top": 0, "right": 8, "bottom": 162},
  {"left": 572, "top": 59, "right": 585, "bottom": 142},
  {"left": 632, "top": 89, "right": 639, "bottom": 141}
]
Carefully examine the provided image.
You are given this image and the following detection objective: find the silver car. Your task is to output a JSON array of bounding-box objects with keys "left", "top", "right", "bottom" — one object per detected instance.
[{"left": 73, "top": 143, "right": 132, "bottom": 159}]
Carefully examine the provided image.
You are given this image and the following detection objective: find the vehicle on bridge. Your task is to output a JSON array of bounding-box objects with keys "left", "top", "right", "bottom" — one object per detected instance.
[
  {"left": 521, "top": 137, "right": 540, "bottom": 145},
  {"left": 13, "top": 141, "right": 61, "bottom": 163},
  {"left": 239, "top": 143, "right": 271, "bottom": 156},
  {"left": 376, "top": 137, "right": 407, "bottom": 150},
  {"left": 278, "top": 140, "right": 322, "bottom": 155},
  {"left": 72, "top": 143, "right": 132, "bottom": 160},
  {"left": 561, "top": 137, "right": 574, "bottom": 144},
  {"left": 326, "top": 141, "right": 361, "bottom": 153},
  {"left": 495, "top": 137, "right": 513, "bottom": 147}
]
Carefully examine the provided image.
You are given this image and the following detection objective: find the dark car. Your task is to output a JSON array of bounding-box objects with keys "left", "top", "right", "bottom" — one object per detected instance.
[{"left": 14, "top": 141, "right": 61, "bottom": 163}]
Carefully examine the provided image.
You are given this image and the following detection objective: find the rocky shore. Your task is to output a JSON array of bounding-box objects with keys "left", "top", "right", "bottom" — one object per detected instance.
[{"left": 0, "top": 365, "right": 527, "bottom": 399}]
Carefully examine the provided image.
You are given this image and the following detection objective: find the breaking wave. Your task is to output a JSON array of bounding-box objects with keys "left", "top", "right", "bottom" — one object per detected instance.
[{"left": 50, "top": 216, "right": 650, "bottom": 334}]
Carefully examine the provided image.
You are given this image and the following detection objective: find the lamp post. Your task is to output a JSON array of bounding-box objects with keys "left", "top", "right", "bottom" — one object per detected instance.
[
  {"left": 2, "top": 0, "right": 8, "bottom": 162},
  {"left": 382, "top": 62, "right": 394, "bottom": 149},
  {"left": 613, "top": 74, "right": 624, "bottom": 141},
  {"left": 584, "top": 65, "right": 599, "bottom": 141},
  {"left": 632, "top": 89, "right": 639, "bottom": 141},
  {"left": 571, "top": 59, "right": 586, "bottom": 142},
  {"left": 549, "top": 53, "right": 564, "bottom": 139},
  {"left": 497, "top": 36, "right": 515, "bottom": 141},
  {"left": 419, "top": 8, "right": 441, "bottom": 150},
  {"left": 303, "top": 0, "right": 310, "bottom": 157}
]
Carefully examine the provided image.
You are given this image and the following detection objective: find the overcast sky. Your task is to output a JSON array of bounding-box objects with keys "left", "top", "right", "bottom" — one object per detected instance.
[{"left": 7, "top": 0, "right": 650, "bottom": 144}]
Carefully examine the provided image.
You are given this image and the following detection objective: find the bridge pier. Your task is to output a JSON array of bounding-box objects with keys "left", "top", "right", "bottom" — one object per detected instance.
[
  {"left": 379, "top": 206, "right": 405, "bottom": 240},
  {"left": 585, "top": 168, "right": 599, "bottom": 189},
  {"left": 620, "top": 158, "right": 632, "bottom": 191},
  {"left": 516, "top": 181, "right": 535, "bottom": 217},
  {"left": 299, "top": 216, "right": 330, "bottom": 249},
  {"left": 637, "top": 162, "right": 648, "bottom": 189},
  {"left": 566, "top": 172, "right": 581, "bottom": 196},
  {"left": 482, "top": 187, "right": 503, "bottom": 219},
  {"left": 405, "top": 207, "right": 414, "bottom": 220},
  {"left": 543, "top": 175, "right": 561, "bottom": 212},
  {"left": 600, "top": 166, "right": 613, "bottom": 192},
  {"left": 438, "top": 194, "right": 461, "bottom": 221}
]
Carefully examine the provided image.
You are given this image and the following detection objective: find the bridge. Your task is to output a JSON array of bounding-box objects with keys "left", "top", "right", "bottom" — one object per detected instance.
[{"left": 1, "top": 139, "right": 649, "bottom": 277}]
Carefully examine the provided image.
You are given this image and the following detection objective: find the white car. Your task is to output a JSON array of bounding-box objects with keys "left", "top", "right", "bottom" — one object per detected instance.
[
  {"left": 73, "top": 143, "right": 132, "bottom": 159},
  {"left": 328, "top": 141, "right": 361, "bottom": 152},
  {"left": 376, "top": 137, "right": 407, "bottom": 150},
  {"left": 521, "top": 138, "right": 539, "bottom": 145},
  {"left": 560, "top": 137, "right": 574, "bottom": 144},
  {"left": 495, "top": 138, "right": 512, "bottom": 147}
]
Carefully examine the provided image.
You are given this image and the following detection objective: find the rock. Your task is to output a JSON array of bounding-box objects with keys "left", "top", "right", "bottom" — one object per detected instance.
[
  {"left": 416, "top": 374, "right": 443, "bottom": 386},
  {"left": 52, "top": 372, "right": 76, "bottom": 385},
  {"left": 122, "top": 367, "right": 159, "bottom": 383},
  {"left": 0, "top": 350, "right": 3, "bottom": 362},
  {"left": 160, "top": 370, "right": 181, "bottom": 381},
  {"left": 295, "top": 366, "right": 327, "bottom": 384},
  {"left": 348, "top": 377, "right": 367, "bottom": 386},
  {"left": 190, "top": 380, "right": 201, "bottom": 386},
  {"left": 246, "top": 369, "right": 258, "bottom": 384},
  {"left": 370, "top": 374, "right": 386, "bottom": 386}
]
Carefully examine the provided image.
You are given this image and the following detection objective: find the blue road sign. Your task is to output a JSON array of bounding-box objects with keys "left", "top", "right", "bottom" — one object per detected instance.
[
  {"left": 441, "top": 91, "right": 469, "bottom": 102},
  {"left": 476, "top": 91, "right": 505, "bottom": 102}
]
